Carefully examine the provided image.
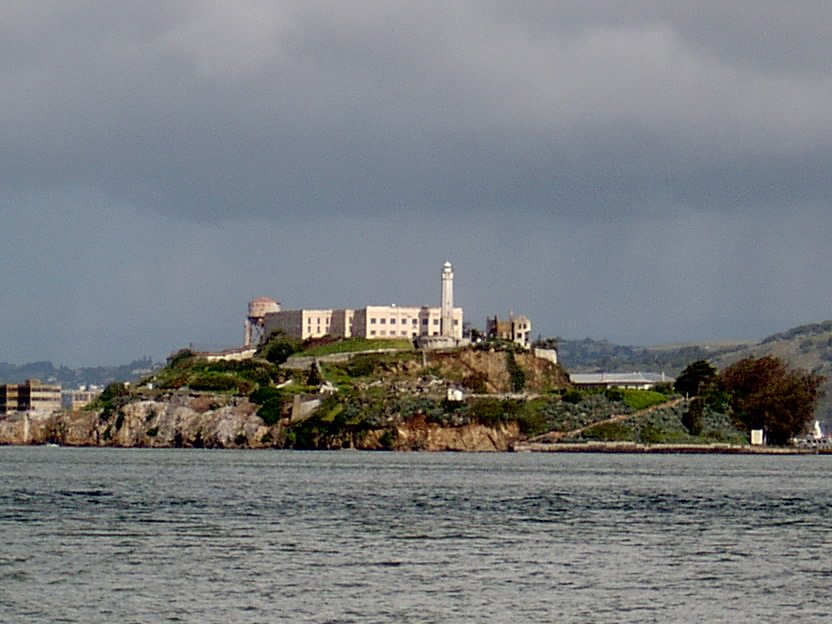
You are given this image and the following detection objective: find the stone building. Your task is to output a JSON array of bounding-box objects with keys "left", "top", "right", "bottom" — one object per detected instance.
[{"left": 486, "top": 314, "right": 532, "bottom": 348}]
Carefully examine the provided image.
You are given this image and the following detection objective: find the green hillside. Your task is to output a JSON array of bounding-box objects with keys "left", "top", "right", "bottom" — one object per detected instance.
[{"left": 559, "top": 321, "right": 832, "bottom": 428}]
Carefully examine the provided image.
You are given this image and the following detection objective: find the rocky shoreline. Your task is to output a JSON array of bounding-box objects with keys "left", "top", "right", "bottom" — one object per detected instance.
[
  {"left": 0, "top": 396, "right": 520, "bottom": 452},
  {"left": 1, "top": 406, "right": 820, "bottom": 454}
]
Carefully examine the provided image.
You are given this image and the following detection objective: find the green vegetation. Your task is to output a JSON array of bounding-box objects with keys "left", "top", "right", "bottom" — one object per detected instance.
[
  {"left": 94, "top": 382, "right": 132, "bottom": 421},
  {"left": 300, "top": 337, "right": 412, "bottom": 357},
  {"left": 719, "top": 356, "right": 824, "bottom": 445},
  {"left": 257, "top": 333, "right": 302, "bottom": 365},
  {"left": 619, "top": 389, "right": 668, "bottom": 411},
  {"left": 119, "top": 336, "right": 818, "bottom": 450},
  {"left": 675, "top": 360, "right": 718, "bottom": 398},
  {"left": 505, "top": 351, "right": 526, "bottom": 393},
  {"left": 150, "top": 350, "right": 281, "bottom": 393}
]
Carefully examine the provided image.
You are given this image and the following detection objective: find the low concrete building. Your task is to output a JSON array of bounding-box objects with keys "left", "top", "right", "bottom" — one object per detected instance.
[{"left": 569, "top": 372, "right": 673, "bottom": 390}]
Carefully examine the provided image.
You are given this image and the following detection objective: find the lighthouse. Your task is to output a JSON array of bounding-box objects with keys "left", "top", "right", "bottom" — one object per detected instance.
[{"left": 440, "top": 261, "right": 454, "bottom": 338}]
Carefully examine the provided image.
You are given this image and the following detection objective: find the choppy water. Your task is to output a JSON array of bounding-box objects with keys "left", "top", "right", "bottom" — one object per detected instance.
[{"left": 1, "top": 448, "right": 830, "bottom": 623}]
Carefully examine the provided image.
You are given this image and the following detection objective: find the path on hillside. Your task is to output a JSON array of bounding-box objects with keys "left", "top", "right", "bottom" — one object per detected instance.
[{"left": 527, "top": 397, "right": 688, "bottom": 444}]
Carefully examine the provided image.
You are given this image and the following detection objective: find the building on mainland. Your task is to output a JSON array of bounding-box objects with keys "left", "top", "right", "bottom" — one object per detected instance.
[
  {"left": 487, "top": 314, "right": 532, "bottom": 348},
  {"left": 62, "top": 386, "right": 103, "bottom": 411},
  {"left": 256, "top": 262, "right": 464, "bottom": 343},
  {"left": 0, "top": 379, "right": 62, "bottom": 414}
]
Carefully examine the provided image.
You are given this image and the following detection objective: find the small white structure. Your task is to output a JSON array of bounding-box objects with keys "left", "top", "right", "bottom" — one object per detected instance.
[
  {"left": 813, "top": 420, "right": 823, "bottom": 440},
  {"left": 750, "top": 429, "right": 765, "bottom": 446},
  {"left": 533, "top": 347, "right": 558, "bottom": 364}
]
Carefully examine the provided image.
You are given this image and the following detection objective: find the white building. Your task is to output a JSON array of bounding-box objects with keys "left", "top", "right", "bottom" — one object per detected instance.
[
  {"left": 260, "top": 262, "right": 463, "bottom": 342},
  {"left": 569, "top": 372, "right": 673, "bottom": 390}
]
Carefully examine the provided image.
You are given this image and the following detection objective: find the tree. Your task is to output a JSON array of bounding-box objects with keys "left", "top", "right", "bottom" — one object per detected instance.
[
  {"left": 258, "top": 331, "right": 301, "bottom": 365},
  {"left": 681, "top": 397, "right": 704, "bottom": 435},
  {"left": 718, "top": 356, "right": 824, "bottom": 445},
  {"left": 675, "top": 360, "right": 717, "bottom": 398}
]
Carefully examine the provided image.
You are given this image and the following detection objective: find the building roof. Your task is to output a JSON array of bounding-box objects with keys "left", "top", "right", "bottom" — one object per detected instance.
[{"left": 569, "top": 372, "right": 673, "bottom": 386}]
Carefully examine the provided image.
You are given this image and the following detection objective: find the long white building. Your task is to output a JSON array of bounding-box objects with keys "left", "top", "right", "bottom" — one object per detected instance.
[{"left": 259, "top": 263, "right": 463, "bottom": 342}]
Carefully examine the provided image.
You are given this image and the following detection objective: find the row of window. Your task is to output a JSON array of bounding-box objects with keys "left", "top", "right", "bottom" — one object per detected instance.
[
  {"left": 369, "top": 330, "right": 442, "bottom": 337},
  {"left": 368, "top": 318, "right": 451, "bottom": 326},
  {"left": 369, "top": 317, "right": 423, "bottom": 325}
]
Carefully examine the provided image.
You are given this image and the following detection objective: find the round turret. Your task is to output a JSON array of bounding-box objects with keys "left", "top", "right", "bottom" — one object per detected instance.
[{"left": 248, "top": 297, "right": 280, "bottom": 319}]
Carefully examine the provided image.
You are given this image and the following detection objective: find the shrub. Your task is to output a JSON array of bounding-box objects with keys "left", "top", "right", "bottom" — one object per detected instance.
[
  {"left": 188, "top": 372, "right": 241, "bottom": 392},
  {"left": 604, "top": 387, "right": 624, "bottom": 402},
  {"left": 345, "top": 355, "right": 380, "bottom": 378},
  {"left": 682, "top": 397, "right": 704, "bottom": 435},
  {"left": 621, "top": 389, "right": 668, "bottom": 411},
  {"left": 583, "top": 421, "right": 632, "bottom": 441},
  {"left": 249, "top": 386, "right": 283, "bottom": 405},
  {"left": 259, "top": 333, "right": 301, "bottom": 365},
  {"left": 258, "top": 398, "right": 284, "bottom": 426},
  {"left": 506, "top": 351, "right": 526, "bottom": 392}
]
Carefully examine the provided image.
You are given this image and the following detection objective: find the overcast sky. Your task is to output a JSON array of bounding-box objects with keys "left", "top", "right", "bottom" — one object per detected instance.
[{"left": 2, "top": 1, "right": 831, "bottom": 366}]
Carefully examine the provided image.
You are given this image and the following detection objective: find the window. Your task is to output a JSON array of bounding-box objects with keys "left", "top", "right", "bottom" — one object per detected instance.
[
  {"left": 454, "top": 320, "right": 459, "bottom": 326},
  {"left": 390, "top": 318, "right": 396, "bottom": 324},
  {"left": 380, "top": 330, "right": 386, "bottom": 336},
  {"left": 370, "top": 330, "right": 376, "bottom": 336},
  {"left": 422, "top": 319, "right": 428, "bottom": 325},
  {"left": 401, "top": 331, "right": 407, "bottom": 336},
  {"left": 433, "top": 319, "right": 439, "bottom": 325},
  {"left": 370, "top": 318, "right": 376, "bottom": 324},
  {"left": 380, "top": 318, "right": 386, "bottom": 324},
  {"left": 412, "top": 319, "right": 418, "bottom": 326}
]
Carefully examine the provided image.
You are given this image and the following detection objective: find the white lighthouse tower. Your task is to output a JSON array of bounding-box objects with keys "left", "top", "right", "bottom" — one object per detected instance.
[{"left": 440, "top": 261, "right": 454, "bottom": 338}]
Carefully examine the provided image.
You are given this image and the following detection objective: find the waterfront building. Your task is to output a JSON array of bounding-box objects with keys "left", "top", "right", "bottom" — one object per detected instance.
[{"left": 0, "top": 379, "right": 62, "bottom": 414}]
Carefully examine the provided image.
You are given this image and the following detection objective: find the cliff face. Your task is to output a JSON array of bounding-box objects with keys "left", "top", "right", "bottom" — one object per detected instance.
[
  {"left": 0, "top": 393, "right": 274, "bottom": 449},
  {"left": 0, "top": 393, "right": 519, "bottom": 451}
]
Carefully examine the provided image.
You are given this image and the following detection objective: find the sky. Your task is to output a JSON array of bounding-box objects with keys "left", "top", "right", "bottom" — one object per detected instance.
[{"left": 2, "top": 1, "right": 831, "bottom": 366}]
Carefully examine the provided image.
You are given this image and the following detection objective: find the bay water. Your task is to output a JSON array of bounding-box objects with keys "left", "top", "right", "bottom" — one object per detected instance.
[{"left": 1, "top": 447, "right": 830, "bottom": 623}]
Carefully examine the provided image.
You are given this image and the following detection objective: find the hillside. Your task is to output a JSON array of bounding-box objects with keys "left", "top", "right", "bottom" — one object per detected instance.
[
  {"left": 0, "top": 358, "right": 158, "bottom": 387},
  {"left": 559, "top": 321, "right": 832, "bottom": 427},
  {"left": 0, "top": 343, "right": 571, "bottom": 450}
]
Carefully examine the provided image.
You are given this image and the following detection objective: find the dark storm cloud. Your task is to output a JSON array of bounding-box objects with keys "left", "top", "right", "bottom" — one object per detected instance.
[
  {"left": 2, "top": 1, "right": 831, "bottom": 365},
  {"left": 3, "top": 1, "right": 831, "bottom": 221}
]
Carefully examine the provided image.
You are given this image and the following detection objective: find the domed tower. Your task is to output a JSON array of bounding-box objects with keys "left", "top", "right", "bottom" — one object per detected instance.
[{"left": 244, "top": 297, "right": 280, "bottom": 347}]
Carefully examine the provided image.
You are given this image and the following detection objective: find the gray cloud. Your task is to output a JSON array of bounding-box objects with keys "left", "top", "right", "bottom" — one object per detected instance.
[{"left": 1, "top": 2, "right": 830, "bottom": 364}]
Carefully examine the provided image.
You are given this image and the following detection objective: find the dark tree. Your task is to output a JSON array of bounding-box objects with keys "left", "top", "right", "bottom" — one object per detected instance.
[
  {"left": 675, "top": 360, "right": 717, "bottom": 397},
  {"left": 681, "top": 397, "right": 704, "bottom": 435},
  {"left": 258, "top": 332, "right": 301, "bottom": 365},
  {"left": 719, "top": 356, "right": 825, "bottom": 445}
]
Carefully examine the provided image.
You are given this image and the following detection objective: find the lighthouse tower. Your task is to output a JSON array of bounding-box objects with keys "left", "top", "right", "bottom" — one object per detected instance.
[{"left": 440, "top": 261, "right": 454, "bottom": 338}]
